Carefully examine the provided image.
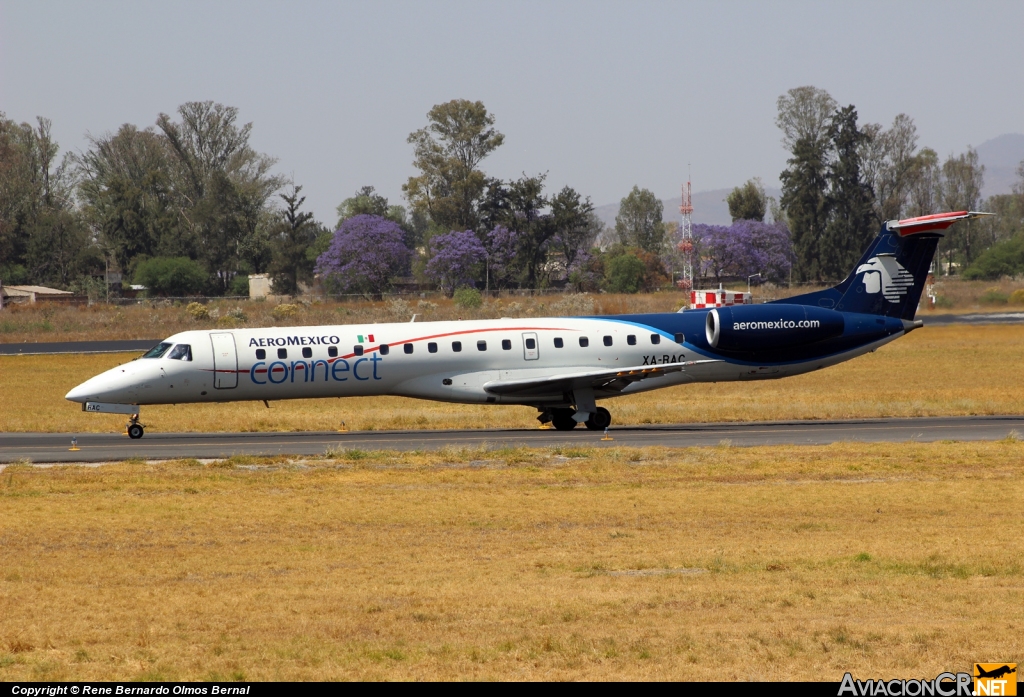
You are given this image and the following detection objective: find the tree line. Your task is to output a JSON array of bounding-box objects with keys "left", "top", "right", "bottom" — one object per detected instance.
[
  {"left": 2, "top": 92, "right": 1022, "bottom": 301},
  {"left": 0, "top": 100, "right": 686, "bottom": 298},
  {"left": 773, "top": 85, "right": 1022, "bottom": 282}
]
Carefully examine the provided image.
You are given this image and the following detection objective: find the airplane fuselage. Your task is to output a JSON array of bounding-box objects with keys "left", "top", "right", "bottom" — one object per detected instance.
[{"left": 65, "top": 310, "right": 908, "bottom": 409}]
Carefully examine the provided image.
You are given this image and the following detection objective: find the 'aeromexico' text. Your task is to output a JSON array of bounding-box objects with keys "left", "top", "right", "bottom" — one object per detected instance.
[
  {"left": 248, "top": 335, "right": 340, "bottom": 347},
  {"left": 733, "top": 320, "right": 821, "bottom": 330}
]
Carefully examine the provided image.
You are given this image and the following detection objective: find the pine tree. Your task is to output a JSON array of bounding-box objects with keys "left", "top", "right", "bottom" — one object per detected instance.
[
  {"left": 269, "top": 185, "right": 318, "bottom": 294},
  {"left": 821, "top": 106, "right": 875, "bottom": 281},
  {"left": 780, "top": 137, "right": 829, "bottom": 282}
]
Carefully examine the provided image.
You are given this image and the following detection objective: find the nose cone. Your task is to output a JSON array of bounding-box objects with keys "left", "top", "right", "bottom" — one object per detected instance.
[
  {"left": 65, "top": 366, "right": 141, "bottom": 404},
  {"left": 65, "top": 374, "right": 108, "bottom": 403},
  {"left": 65, "top": 381, "right": 90, "bottom": 403}
]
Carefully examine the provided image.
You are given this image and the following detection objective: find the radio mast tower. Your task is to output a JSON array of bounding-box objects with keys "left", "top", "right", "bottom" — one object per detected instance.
[{"left": 678, "top": 177, "right": 694, "bottom": 294}]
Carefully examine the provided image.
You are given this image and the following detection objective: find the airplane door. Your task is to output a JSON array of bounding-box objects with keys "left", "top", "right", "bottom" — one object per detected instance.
[
  {"left": 522, "top": 332, "right": 539, "bottom": 361},
  {"left": 210, "top": 332, "right": 238, "bottom": 389}
]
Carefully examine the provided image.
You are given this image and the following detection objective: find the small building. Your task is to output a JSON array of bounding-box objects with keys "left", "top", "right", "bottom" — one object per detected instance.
[
  {"left": 248, "top": 274, "right": 271, "bottom": 299},
  {"left": 0, "top": 283, "right": 76, "bottom": 309}
]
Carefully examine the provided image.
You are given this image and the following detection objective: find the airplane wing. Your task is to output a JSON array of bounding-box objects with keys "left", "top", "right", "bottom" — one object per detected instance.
[{"left": 483, "top": 360, "right": 721, "bottom": 398}]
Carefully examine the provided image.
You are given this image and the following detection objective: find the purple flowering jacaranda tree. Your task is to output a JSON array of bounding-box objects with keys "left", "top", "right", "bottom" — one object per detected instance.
[
  {"left": 425, "top": 230, "right": 487, "bottom": 296},
  {"left": 693, "top": 220, "right": 793, "bottom": 284},
  {"left": 315, "top": 214, "right": 410, "bottom": 297},
  {"left": 485, "top": 225, "right": 524, "bottom": 289}
]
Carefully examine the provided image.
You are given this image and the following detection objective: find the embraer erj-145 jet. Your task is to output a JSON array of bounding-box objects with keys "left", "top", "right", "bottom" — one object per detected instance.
[{"left": 67, "top": 211, "right": 985, "bottom": 439}]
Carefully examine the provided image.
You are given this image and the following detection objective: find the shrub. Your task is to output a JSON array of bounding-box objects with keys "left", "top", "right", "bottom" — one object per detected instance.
[
  {"left": 133, "top": 257, "right": 207, "bottom": 297},
  {"left": 551, "top": 293, "right": 595, "bottom": 316},
  {"left": 603, "top": 253, "right": 646, "bottom": 293},
  {"left": 979, "top": 288, "right": 1009, "bottom": 305},
  {"left": 386, "top": 298, "right": 412, "bottom": 319},
  {"left": 503, "top": 301, "right": 525, "bottom": 317},
  {"left": 227, "top": 307, "right": 248, "bottom": 322},
  {"left": 272, "top": 303, "right": 299, "bottom": 320},
  {"left": 963, "top": 235, "right": 1024, "bottom": 280},
  {"left": 1009, "top": 289, "right": 1024, "bottom": 305},
  {"left": 453, "top": 286, "right": 482, "bottom": 308},
  {"left": 229, "top": 274, "right": 250, "bottom": 296},
  {"left": 185, "top": 302, "right": 210, "bottom": 320}
]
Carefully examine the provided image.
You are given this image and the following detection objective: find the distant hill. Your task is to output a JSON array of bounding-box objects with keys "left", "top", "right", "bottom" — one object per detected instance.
[
  {"left": 594, "top": 186, "right": 782, "bottom": 229},
  {"left": 976, "top": 133, "right": 1024, "bottom": 198}
]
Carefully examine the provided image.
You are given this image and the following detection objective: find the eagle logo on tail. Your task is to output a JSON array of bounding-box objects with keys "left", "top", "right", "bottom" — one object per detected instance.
[{"left": 857, "top": 256, "right": 915, "bottom": 303}]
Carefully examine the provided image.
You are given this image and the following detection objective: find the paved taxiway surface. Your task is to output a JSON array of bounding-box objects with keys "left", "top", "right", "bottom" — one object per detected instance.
[
  {"left": 0, "top": 339, "right": 158, "bottom": 355},
  {"left": 3, "top": 415, "right": 1022, "bottom": 463},
  {"left": 924, "top": 312, "right": 1024, "bottom": 325}
]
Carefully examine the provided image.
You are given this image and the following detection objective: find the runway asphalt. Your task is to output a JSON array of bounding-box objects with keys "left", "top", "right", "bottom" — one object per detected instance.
[
  {"left": 0, "top": 339, "right": 158, "bottom": 355},
  {"left": 923, "top": 312, "right": 1024, "bottom": 325},
  {"left": 2, "top": 415, "right": 1022, "bottom": 463}
]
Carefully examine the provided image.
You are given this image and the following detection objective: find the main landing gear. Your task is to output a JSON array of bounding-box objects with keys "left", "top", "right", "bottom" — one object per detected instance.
[
  {"left": 126, "top": 414, "right": 144, "bottom": 439},
  {"left": 544, "top": 407, "right": 612, "bottom": 431}
]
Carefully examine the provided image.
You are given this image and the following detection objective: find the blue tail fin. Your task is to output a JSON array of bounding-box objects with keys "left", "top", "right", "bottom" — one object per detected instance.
[{"left": 773, "top": 212, "right": 990, "bottom": 319}]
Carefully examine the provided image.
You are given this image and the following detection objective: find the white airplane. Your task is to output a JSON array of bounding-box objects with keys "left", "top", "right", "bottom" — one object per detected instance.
[{"left": 66, "top": 211, "right": 986, "bottom": 439}]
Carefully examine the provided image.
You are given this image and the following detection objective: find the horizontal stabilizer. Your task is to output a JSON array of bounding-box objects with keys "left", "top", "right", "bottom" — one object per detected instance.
[
  {"left": 887, "top": 210, "right": 993, "bottom": 235},
  {"left": 483, "top": 360, "right": 720, "bottom": 398}
]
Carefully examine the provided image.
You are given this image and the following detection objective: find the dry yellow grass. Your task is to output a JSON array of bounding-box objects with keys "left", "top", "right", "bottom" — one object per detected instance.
[
  {"left": 0, "top": 442, "right": 1021, "bottom": 680},
  {"left": 2, "top": 324, "right": 1023, "bottom": 433}
]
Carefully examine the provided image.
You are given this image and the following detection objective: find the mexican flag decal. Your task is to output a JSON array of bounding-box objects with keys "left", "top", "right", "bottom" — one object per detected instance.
[{"left": 357, "top": 334, "right": 375, "bottom": 343}]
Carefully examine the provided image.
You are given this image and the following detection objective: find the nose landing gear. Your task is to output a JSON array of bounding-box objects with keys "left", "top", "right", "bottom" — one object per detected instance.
[{"left": 126, "top": 414, "right": 145, "bottom": 439}]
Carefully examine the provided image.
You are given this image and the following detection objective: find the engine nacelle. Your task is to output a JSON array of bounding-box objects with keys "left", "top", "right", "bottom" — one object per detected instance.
[{"left": 706, "top": 305, "right": 845, "bottom": 352}]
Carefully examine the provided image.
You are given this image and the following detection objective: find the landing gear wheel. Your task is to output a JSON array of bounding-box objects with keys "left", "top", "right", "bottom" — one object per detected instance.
[
  {"left": 551, "top": 408, "right": 578, "bottom": 431},
  {"left": 585, "top": 407, "right": 611, "bottom": 431},
  {"left": 127, "top": 423, "right": 144, "bottom": 440}
]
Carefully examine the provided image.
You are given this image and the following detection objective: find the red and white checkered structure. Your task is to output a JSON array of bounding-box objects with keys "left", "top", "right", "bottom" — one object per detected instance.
[{"left": 690, "top": 290, "right": 753, "bottom": 309}]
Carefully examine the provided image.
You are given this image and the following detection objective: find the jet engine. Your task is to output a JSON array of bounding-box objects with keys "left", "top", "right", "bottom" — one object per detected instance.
[{"left": 705, "top": 305, "right": 845, "bottom": 352}]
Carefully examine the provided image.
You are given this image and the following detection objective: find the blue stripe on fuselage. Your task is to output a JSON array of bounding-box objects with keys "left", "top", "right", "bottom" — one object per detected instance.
[{"left": 587, "top": 312, "right": 905, "bottom": 367}]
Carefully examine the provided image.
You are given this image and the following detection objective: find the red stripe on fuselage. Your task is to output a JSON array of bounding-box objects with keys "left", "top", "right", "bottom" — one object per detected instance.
[
  {"left": 207, "top": 325, "right": 577, "bottom": 373},
  {"left": 345, "top": 325, "right": 574, "bottom": 360}
]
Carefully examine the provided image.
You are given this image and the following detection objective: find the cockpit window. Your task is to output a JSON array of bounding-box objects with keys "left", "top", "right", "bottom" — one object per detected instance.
[
  {"left": 142, "top": 342, "right": 173, "bottom": 359},
  {"left": 168, "top": 344, "right": 192, "bottom": 361}
]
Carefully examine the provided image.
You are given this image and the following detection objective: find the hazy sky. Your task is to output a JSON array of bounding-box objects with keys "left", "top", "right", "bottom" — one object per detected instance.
[{"left": 2, "top": 0, "right": 1022, "bottom": 225}]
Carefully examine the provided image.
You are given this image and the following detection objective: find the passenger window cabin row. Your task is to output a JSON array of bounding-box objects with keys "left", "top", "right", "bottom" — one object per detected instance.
[
  {"left": 255, "top": 346, "right": 340, "bottom": 360},
  {"left": 252, "top": 333, "right": 683, "bottom": 360}
]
